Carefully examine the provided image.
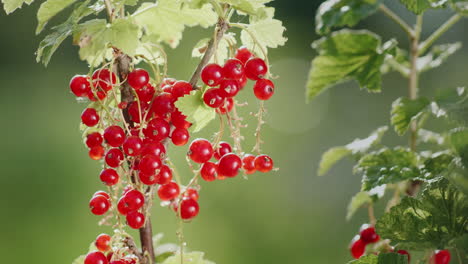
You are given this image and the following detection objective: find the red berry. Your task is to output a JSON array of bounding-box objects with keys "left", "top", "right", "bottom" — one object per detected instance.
[
  {"left": 350, "top": 237, "right": 365, "bottom": 259},
  {"left": 88, "top": 90, "right": 107, "bottom": 101},
  {"left": 100, "top": 168, "right": 119, "bottom": 186},
  {"left": 104, "top": 126, "right": 126, "bottom": 147},
  {"left": 128, "top": 101, "right": 149, "bottom": 123},
  {"left": 223, "top": 59, "right": 245, "bottom": 80},
  {"left": 254, "top": 154, "right": 273, "bottom": 173},
  {"left": 151, "top": 93, "right": 175, "bottom": 117},
  {"left": 219, "top": 79, "right": 240, "bottom": 98},
  {"left": 162, "top": 84, "right": 173, "bottom": 94},
  {"left": 184, "top": 188, "right": 199, "bottom": 201},
  {"left": 138, "top": 170, "right": 157, "bottom": 185},
  {"left": 85, "top": 251, "right": 108, "bottom": 264},
  {"left": 106, "top": 252, "right": 113, "bottom": 262},
  {"left": 143, "top": 118, "right": 170, "bottom": 141},
  {"left": 158, "top": 182, "right": 180, "bottom": 201},
  {"left": 139, "top": 154, "right": 162, "bottom": 175},
  {"left": 217, "top": 97, "right": 234, "bottom": 114},
  {"left": 188, "top": 139, "right": 213, "bottom": 163},
  {"left": 70, "top": 75, "right": 91, "bottom": 97},
  {"left": 180, "top": 198, "right": 199, "bottom": 220},
  {"left": 155, "top": 165, "right": 173, "bottom": 185},
  {"left": 431, "top": 250, "right": 451, "bottom": 264},
  {"left": 136, "top": 84, "right": 155, "bottom": 102},
  {"left": 128, "top": 69, "right": 149, "bottom": 90},
  {"left": 201, "top": 162, "right": 217, "bottom": 182},
  {"left": 124, "top": 190, "right": 145, "bottom": 211},
  {"left": 397, "top": 250, "right": 410, "bottom": 263},
  {"left": 89, "top": 146, "right": 105, "bottom": 160},
  {"left": 141, "top": 141, "right": 166, "bottom": 159},
  {"left": 126, "top": 211, "right": 145, "bottom": 229},
  {"left": 238, "top": 74, "right": 247, "bottom": 89},
  {"left": 95, "top": 233, "right": 111, "bottom": 252},
  {"left": 123, "top": 136, "right": 143, "bottom": 156},
  {"left": 235, "top": 46, "right": 253, "bottom": 64},
  {"left": 82, "top": 108, "right": 100, "bottom": 127},
  {"left": 253, "top": 79, "right": 274, "bottom": 100},
  {"left": 171, "top": 128, "right": 190, "bottom": 146},
  {"left": 360, "top": 226, "right": 380, "bottom": 244},
  {"left": 245, "top": 58, "right": 267, "bottom": 80},
  {"left": 201, "top": 63, "right": 224, "bottom": 87},
  {"left": 90, "top": 195, "right": 110, "bottom": 215},
  {"left": 105, "top": 148, "right": 124, "bottom": 168},
  {"left": 214, "top": 142, "right": 232, "bottom": 160},
  {"left": 86, "top": 132, "right": 103, "bottom": 148},
  {"left": 162, "top": 77, "right": 176, "bottom": 86},
  {"left": 172, "top": 81, "right": 192, "bottom": 98},
  {"left": 203, "top": 88, "right": 225, "bottom": 108},
  {"left": 171, "top": 110, "right": 191, "bottom": 129},
  {"left": 117, "top": 196, "right": 131, "bottom": 215},
  {"left": 242, "top": 154, "right": 256, "bottom": 174},
  {"left": 218, "top": 153, "right": 242, "bottom": 178},
  {"left": 93, "top": 191, "right": 110, "bottom": 199},
  {"left": 92, "top": 69, "right": 117, "bottom": 91}
]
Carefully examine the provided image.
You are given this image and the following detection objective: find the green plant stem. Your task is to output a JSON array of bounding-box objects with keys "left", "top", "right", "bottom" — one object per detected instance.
[
  {"left": 379, "top": 4, "right": 414, "bottom": 37},
  {"left": 419, "top": 14, "right": 462, "bottom": 55},
  {"left": 103, "top": 0, "right": 113, "bottom": 22}
]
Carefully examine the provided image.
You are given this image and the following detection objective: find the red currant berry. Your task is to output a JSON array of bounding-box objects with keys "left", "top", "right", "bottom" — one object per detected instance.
[
  {"left": 93, "top": 191, "right": 110, "bottom": 200},
  {"left": 151, "top": 93, "right": 175, "bottom": 117},
  {"left": 139, "top": 154, "right": 162, "bottom": 175},
  {"left": 239, "top": 74, "right": 247, "bottom": 89},
  {"left": 128, "top": 101, "right": 149, "bottom": 123},
  {"left": 82, "top": 108, "right": 100, "bottom": 127},
  {"left": 242, "top": 154, "right": 256, "bottom": 174},
  {"left": 253, "top": 79, "right": 274, "bottom": 100},
  {"left": 245, "top": 58, "right": 267, "bottom": 80},
  {"left": 86, "top": 132, "right": 103, "bottom": 148},
  {"left": 89, "top": 146, "right": 105, "bottom": 160},
  {"left": 223, "top": 59, "right": 245, "bottom": 80},
  {"left": 100, "top": 168, "right": 119, "bottom": 186},
  {"left": 201, "top": 162, "right": 217, "bottom": 182},
  {"left": 70, "top": 75, "right": 91, "bottom": 97},
  {"left": 104, "top": 126, "right": 126, "bottom": 147},
  {"left": 105, "top": 148, "right": 124, "bottom": 168},
  {"left": 158, "top": 182, "right": 180, "bottom": 201},
  {"left": 203, "top": 88, "right": 225, "bottom": 108},
  {"left": 143, "top": 118, "right": 170, "bottom": 141},
  {"left": 136, "top": 84, "right": 155, "bottom": 102},
  {"left": 184, "top": 188, "right": 199, "bottom": 201},
  {"left": 95, "top": 233, "right": 111, "bottom": 252},
  {"left": 214, "top": 142, "right": 232, "bottom": 160},
  {"left": 218, "top": 153, "right": 242, "bottom": 178},
  {"left": 431, "top": 250, "right": 451, "bottom": 264},
  {"left": 138, "top": 170, "right": 157, "bottom": 185},
  {"left": 88, "top": 90, "right": 107, "bottom": 101},
  {"left": 89, "top": 195, "right": 110, "bottom": 215},
  {"left": 171, "top": 81, "right": 192, "bottom": 98},
  {"left": 141, "top": 141, "right": 166, "bottom": 159},
  {"left": 126, "top": 211, "right": 145, "bottom": 229},
  {"left": 155, "top": 165, "right": 172, "bottom": 185},
  {"left": 92, "top": 69, "right": 117, "bottom": 91},
  {"left": 162, "top": 77, "right": 176, "bottom": 86},
  {"left": 124, "top": 190, "right": 145, "bottom": 211},
  {"left": 106, "top": 252, "right": 113, "bottom": 262},
  {"left": 117, "top": 196, "right": 131, "bottom": 215},
  {"left": 217, "top": 97, "right": 234, "bottom": 114},
  {"left": 350, "top": 237, "right": 365, "bottom": 259},
  {"left": 188, "top": 139, "right": 213, "bottom": 163},
  {"left": 128, "top": 69, "right": 149, "bottom": 90},
  {"left": 219, "top": 79, "right": 240, "bottom": 98},
  {"left": 123, "top": 136, "right": 143, "bottom": 156},
  {"left": 201, "top": 63, "right": 224, "bottom": 87},
  {"left": 360, "top": 226, "right": 380, "bottom": 244},
  {"left": 397, "top": 250, "right": 410, "bottom": 263},
  {"left": 235, "top": 46, "right": 253, "bottom": 64},
  {"left": 162, "top": 84, "right": 173, "bottom": 94},
  {"left": 254, "top": 154, "right": 273, "bottom": 173},
  {"left": 85, "top": 251, "right": 108, "bottom": 264},
  {"left": 171, "top": 128, "right": 190, "bottom": 146},
  {"left": 171, "top": 110, "right": 191, "bottom": 129},
  {"left": 180, "top": 198, "right": 199, "bottom": 220}
]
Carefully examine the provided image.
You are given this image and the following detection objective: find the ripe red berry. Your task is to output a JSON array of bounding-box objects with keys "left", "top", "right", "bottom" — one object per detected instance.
[
  {"left": 223, "top": 59, "right": 245, "bottom": 80},
  {"left": 136, "top": 84, "right": 155, "bottom": 102},
  {"left": 93, "top": 191, "right": 110, "bottom": 200},
  {"left": 431, "top": 250, "right": 451, "bottom": 264},
  {"left": 151, "top": 93, "right": 175, "bottom": 117},
  {"left": 235, "top": 46, "right": 253, "bottom": 64},
  {"left": 184, "top": 188, "right": 199, "bottom": 201},
  {"left": 201, "top": 63, "right": 224, "bottom": 86},
  {"left": 139, "top": 154, "right": 162, "bottom": 175},
  {"left": 95, "top": 233, "right": 111, "bottom": 252},
  {"left": 138, "top": 170, "right": 157, "bottom": 185},
  {"left": 89, "top": 195, "right": 110, "bottom": 215},
  {"left": 92, "top": 69, "right": 117, "bottom": 92},
  {"left": 123, "top": 136, "right": 143, "bottom": 156},
  {"left": 104, "top": 126, "right": 126, "bottom": 147},
  {"left": 171, "top": 110, "right": 191, "bottom": 129},
  {"left": 82, "top": 108, "right": 100, "bottom": 127},
  {"left": 238, "top": 74, "right": 247, "bottom": 89},
  {"left": 214, "top": 142, "right": 232, "bottom": 160},
  {"left": 158, "top": 182, "right": 180, "bottom": 201},
  {"left": 217, "top": 97, "right": 234, "bottom": 114},
  {"left": 117, "top": 196, "right": 131, "bottom": 215},
  {"left": 242, "top": 154, "right": 256, "bottom": 174},
  {"left": 128, "top": 69, "right": 149, "bottom": 90},
  {"left": 89, "top": 146, "right": 105, "bottom": 160},
  {"left": 203, "top": 88, "right": 225, "bottom": 108},
  {"left": 85, "top": 251, "right": 108, "bottom": 264},
  {"left": 86, "top": 132, "right": 103, "bottom": 148},
  {"left": 180, "top": 198, "right": 199, "bottom": 220},
  {"left": 254, "top": 154, "right": 273, "bottom": 173},
  {"left": 88, "top": 90, "right": 107, "bottom": 101},
  {"left": 397, "top": 250, "right": 410, "bottom": 263},
  {"left": 126, "top": 211, "right": 145, "bottom": 229},
  {"left": 141, "top": 141, "right": 166, "bottom": 158},
  {"left": 219, "top": 79, "right": 240, "bottom": 98},
  {"left": 154, "top": 165, "right": 172, "bottom": 185},
  {"left": 350, "top": 237, "right": 365, "bottom": 259},
  {"left": 171, "top": 81, "right": 192, "bottom": 98},
  {"left": 124, "top": 190, "right": 145, "bottom": 211},
  {"left": 161, "top": 77, "right": 176, "bottom": 86},
  {"left": 128, "top": 101, "right": 149, "bottom": 123},
  {"left": 188, "top": 139, "right": 213, "bottom": 163},
  {"left": 245, "top": 58, "right": 267, "bottom": 80},
  {"left": 171, "top": 128, "right": 190, "bottom": 146},
  {"left": 201, "top": 162, "right": 217, "bottom": 182},
  {"left": 143, "top": 118, "right": 170, "bottom": 141},
  {"left": 70, "top": 75, "right": 91, "bottom": 97},
  {"left": 253, "top": 79, "right": 275, "bottom": 100},
  {"left": 105, "top": 148, "right": 124, "bottom": 168},
  {"left": 100, "top": 168, "right": 119, "bottom": 186},
  {"left": 218, "top": 153, "right": 242, "bottom": 178},
  {"left": 162, "top": 84, "right": 173, "bottom": 94},
  {"left": 359, "top": 226, "right": 380, "bottom": 244}
]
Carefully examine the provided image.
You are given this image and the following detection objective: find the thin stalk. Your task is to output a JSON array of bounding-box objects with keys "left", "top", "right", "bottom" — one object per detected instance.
[
  {"left": 419, "top": 14, "right": 462, "bottom": 55},
  {"left": 379, "top": 4, "right": 414, "bottom": 37}
]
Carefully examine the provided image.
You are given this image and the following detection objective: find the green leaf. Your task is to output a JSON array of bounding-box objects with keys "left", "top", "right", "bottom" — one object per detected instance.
[
  {"left": 36, "top": 0, "right": 76, "bottom": 34},
  {"left": 346, "top": 191, "right": 372, "bottom": 220},
  {"left": 391, "top": 97, "right": 430, "bottom": 136},
  {"left": 240, "top": 17, "right": 287, "bottom": 57},
  {"left": 376, "top": 177, "right": 468, "bottom": 250},
  {"left": 161, "top": 251, "right": 215, "bottom": 264},
  {"left": 2, "top": 0, "right": 33, "bottom": 14},
  {"left": 355, "top": 147, "right": 421, "bottom": 191},
  {"left": 377, "top": 253, "right": 408, "bottom": 264},
  {"left": 433, "top": 87, "right": 468, "bottom": 125},
  {"left": 421, "top": 151, "right": 455, "bottom": 179},
  {"left": 347, "top": 255, "right": 377, "bottom": 264},
  {"left": 449, "top": 128, "right": 468, "bottom": 167},
  {"left": 418, "top": 43, "right": 462, "bottom": 72},
  {"left": 174, "top": 91, "right": 216, "bottom": 133},
  {"left": 192, "top": 33, "right": 237, "bottom": 63},
  {"left": 219, "top": 0, "right": 272, "bottom": 15},
  {"left": 398, "top": 0, "right": 447, "bottom": 14},
  {"left": 450, "top": 0, "right": 468, "bottom": 14},
  {"left": 318, "top": 126, "right": 388, "bottom": 176},
  {"left": 306, "top": 30, "right": 392, "bottom": 100},
  {"left": 315, "top": 0, "right": 382, "bottom": 35},
  {"left": 417, "top": 129, "right": 446, "bottom": 145}
]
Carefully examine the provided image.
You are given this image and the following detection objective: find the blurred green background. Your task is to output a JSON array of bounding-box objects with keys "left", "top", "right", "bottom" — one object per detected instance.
[{"left": 1, "top": 1, "right": 467, "bottom": 264}]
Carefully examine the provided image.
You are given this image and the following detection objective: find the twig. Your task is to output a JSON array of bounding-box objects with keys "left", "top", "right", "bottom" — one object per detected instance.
[
  {"left": 419, "top": 14, "right": 462, "bottom": 55},
  {"left": 379, "top": 4, "right": 414, "bottom": 37}
]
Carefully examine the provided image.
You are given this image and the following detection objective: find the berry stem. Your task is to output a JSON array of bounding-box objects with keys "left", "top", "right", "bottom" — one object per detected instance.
[{"left": 379, "top": 4, "right": 414, "bottom": 37}]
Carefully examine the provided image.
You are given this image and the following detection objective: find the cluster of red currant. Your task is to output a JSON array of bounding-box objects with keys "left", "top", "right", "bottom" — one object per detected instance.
[{"left": 84, "top": 233, "right": 139, "bottom": 264}]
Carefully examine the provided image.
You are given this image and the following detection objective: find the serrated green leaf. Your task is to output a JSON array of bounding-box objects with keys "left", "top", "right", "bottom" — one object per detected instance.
[
  {"left": 418, "top": 43, "right": 462, "bottom": 72},
  {"left": 316, "top": 0, "right": 382, "bottom": 35},
  {"left": 376, "top": 177, "right": 468, "bottom": 250},
  {"left": 417, "top": 129, "right": 446, "bottom": 145},
  {"left": 161, "top": 251, "right": 215, "bottom": 264},
  {"left": 433, "top": 87, "right": 468, "bottom": 125},
  {"left": 306, "top": 30, "right": 391, "bottom": 100},
  {"left": 347, "top": 255, "right": 377, "bottom": 264},
  {"left": 240, "top": 17, "right": 287, "bottom": 57},
  {"left": 346, "top": 191, "right": 372, "bottom": 220},
  {"left": 192, "top": 33, "right": 237, "bottom": 63},
  {"left": 399, "top": 0, "right": 447, "bottom": 14},
  {"left": 2, "top": 0, "right": 33, "bottom": 14},
  {"left": 391, "top": 97, "right": 430, "bottom": 136},
  {"left": 318, "top": 147, "right": 351, "bottom": 176},
  {"left": 421, "top": 151, "right": 455, "bottom": 179},
  {"left": 355, "top": 147, "right": 421, "bottom": 191},
  {"left": 174, "top": 91, "right": 216, "bottom": 133},
  {"left": 219, "top": 0, "right": 272, "bottom": 15},
  {"left": 36, "top": 0, "right": 76, "bottom": 34}
]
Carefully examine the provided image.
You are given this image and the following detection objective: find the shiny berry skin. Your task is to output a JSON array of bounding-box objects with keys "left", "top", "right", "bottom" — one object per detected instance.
[
  {"left": 245, "top": 58, "right": 267, "bottom": 80},
  {"left": 158, "top": 182, "right": 180, "bottom": 201},
  {"left": 350, "top": 237, "right": 365, "bottom": 259},
  {"left": 201, "top": 63, "right": 224, "bottom": 87},
  {"left": 254, "top": 154, "right": 274, "bottom": 173},
  {"left": 242, "top": 154, "right": 256, "bottom": 174},
  {"left": 105, "top": 148, "right": 124, "bottom": 168},
  {"left": 117, "top": 196, "right": 131, "bottom": 215},
  {"left": 95, "top": 233, "right": 111, "bottom": 252},
  {"left": 201, "top": 162, "right": 217, "bottom": 181},
  {"left": 238, "top": 74, "right": 247, "bottom": 89},
  {"left": 162, "top": 84, "right": 173, "bottom": 94},
  {"left": 93, "top": 190, "right": 110, "bottom": 200},
  {"left": 82, "top": 108, "right": 100, "bottom": 127},
  {"left": 104, "top": 126, "right": 126, "bottom": 147},
  {"left": 89, "top": 195, "right": 110, "bottom": 215},
  {"left": 70, "top": 75, "right": 91, "bottom": 97},
  {"left": 86, "top": 132, "right": 103, "bottom": 148},
  {"left": 89, "top": 146, "right": 105, "bottom": 160},
  {"left": 106, "top": 252, "right": 113, "bottom": 262},
  {"left": 155, "top": 165, "right": 173, "bottom": 185},
  {"left": 151, "top": 93, "right": 175, "bottom": 117},
  {"left": 431, "top": 250, "right": 451, "bottom": 264},
  {"left": 92, "top": 69, "right": 117, "bottom": 91},
  {"left": 126, "top": 211, "right": 145, "bottom": 229},
  {"left": 141, "top": 141, "right": 166, "bottom": 158},
  {"left": 100, "top": 168, "right": 119, "bottom": 186},
  {"left": 203, "top": 88, "right": 225, "bottom": 108},
  {"left": 235, "top": 46, "right": 253, "bottom": 64},
  {"left": 128, "top": 101, "right": 149, "bottom": 123},
  {"left": 184, "top": 188, "right": 199, "bottom": 201},
  {"left": 217, "top": 97, "right": 234, "bottom": 114},
  {"left": 359, "top": 226, "right": 380, "bottom": 244},
  {"left": 397, "top": 250, "right": 410, "bottom": 263},
  {"left": 171, "top": 81, "right": 192, "bottom": 98},
  {"left": 180, "top": 198, "right": 199, "bottom": 220},
  {"left": 136, "top": 84, "right": 155, "bottom": 102},
  {"left": 143, "top": 118, "right": 170, "bottom": 141},
  {"left": 162, "top": 77, "right": 176, "bottom": 86},
  {"left": 171, "top": 110, "right": 191, "bottom": 129},
  {"left": 123, "top": 136, "right": 143, "bottom": 156},
  {"left": 223, "top": 59, "right": 245, "bottom": 80},
  {"left": 128, "top": 69, "right": 149, "bottom": 90},
  {"left": 218, "top": 153, "right": 242, "bottom": 177},
  {"left": 219, "top": 79, "right": 240, "bottom": 98},
  {"left": 124, "top": 190, "right": 145, "bottom": 211},
  {"left": 85, "top": 251, "right": 108, "bottom": 264},
  {"left": 139, "top": 154, "right": 162, "bottom": 175},
  {"left": 138, "top": 171, "right": 157, "bottom": 185},
  {"left": 214, "top": 142, "right": 232, "bottom": 160},
  {"left": 88, "top": 90, "right": 107, "bottom": 101},
  {"left": 171, "top": 128, "right": 189, "bottom": 146},
  {"left": 253, "top": 79, "right": 275, "bottom": 100},
  {"left": 188, "top": 139, "right": 213, "bottom": 163}
]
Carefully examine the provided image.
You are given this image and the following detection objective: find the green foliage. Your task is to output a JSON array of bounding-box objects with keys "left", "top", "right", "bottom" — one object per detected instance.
[
  {"left": 391, "top": 97, "right": 430, "bottom": 135},
  {"left": 1, "top": 0, "right": 33, "bottom": 14},
  {"left": 36, "top": 0, "right": 76, "bottom": 34},
  {"left": 433, "top": 87, "right": 468, "bottom": 125},
  {"left": 161, "top": 251, "right": 215, "bottom": 264},
  {"left": 174, "top": 91, "right": 216, "bottom": 133},
  {"left": 398, "top": 0, "right": 447, "bottom": 14},
  {"left": 192, "top": 33, "right": 237, "bottom": 63},
  {"left": 240, "top": 17, "right": 287, "bottom": 56},
  {"left": 218, "top": 0, "right": 272, "bottom": 15},
  {"left": 418, "top": 43, "right": 462, "bottom": 72},
  {"left": 347, "top": 253, "right": 408, "bottom": 264},
  {"left": 449, "top": 128, "right": 468, "bottom": 167},
  {"left": 346, "top": 191, "right": 372, "bottom": 220}
]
